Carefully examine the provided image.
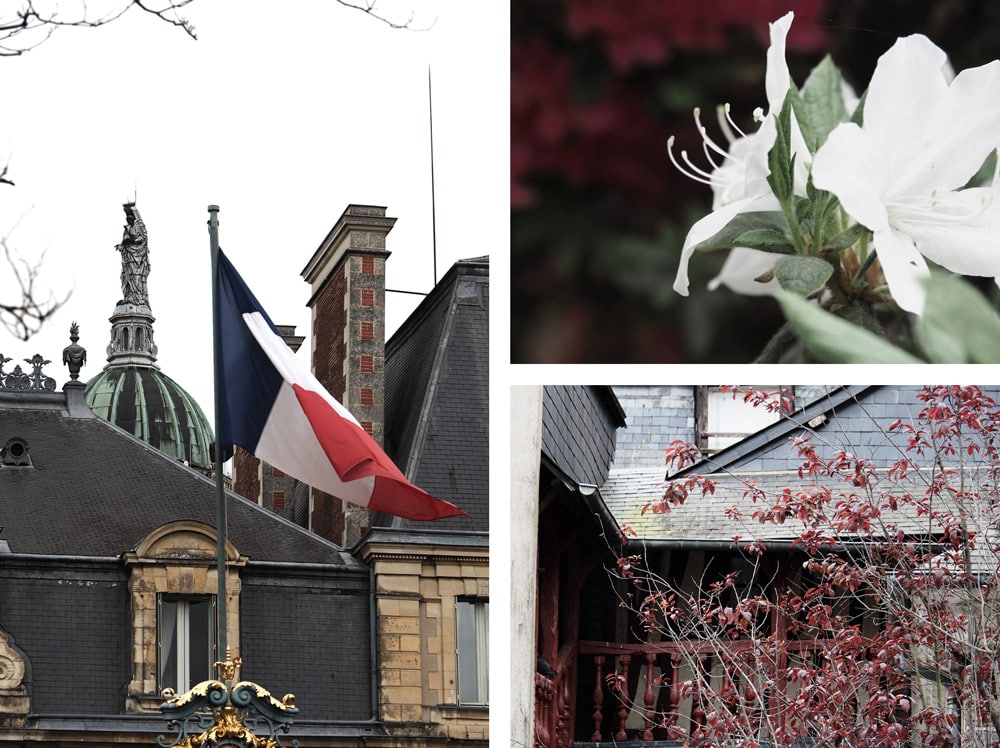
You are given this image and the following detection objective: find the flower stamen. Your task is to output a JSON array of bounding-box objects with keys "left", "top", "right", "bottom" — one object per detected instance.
[
  {"left": 693, "top": 108, "right": 733, "bottom": 163},
  {"left": 682, "top": 149, "right": 716, "bottom": 181},
  {"left": 722, "top": 103, "right": 747, "bottom": 139},
  {"left": 667, "top": 135, "right": 713, "bottom": 186}
]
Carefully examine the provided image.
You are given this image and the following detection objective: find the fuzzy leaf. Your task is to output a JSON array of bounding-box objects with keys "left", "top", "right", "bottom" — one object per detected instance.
[
  {"left": 776, "top": 291, "right": 921, "bottom": 363},
  {"left": 917, "top": 274, "right": 1000, "bottom": 363},
  {"left": 732, "top": 228, "right": 795, "bottom": 253},
  {"left": 773, "top": 256, "right": 833, "bottom": 297},
  {"left": 693, "top": 212, "right": 792, "bottom": 253},
  {"left": 798, "top": 55, "right": 849, "bottom": 151},
  {"left": 767, "top": 90, "right": 796, "bottom": 202},
  {"left": 828, "top": 223, "right": 867, "bottom": 251}
]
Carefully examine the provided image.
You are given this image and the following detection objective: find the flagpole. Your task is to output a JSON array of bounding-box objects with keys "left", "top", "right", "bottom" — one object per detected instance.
[
  {"left": 157, "top": 206, "right": 299, "bottom": 748},
  {"left": 207, "top": 204, "right": 228, "bottom": 660}
]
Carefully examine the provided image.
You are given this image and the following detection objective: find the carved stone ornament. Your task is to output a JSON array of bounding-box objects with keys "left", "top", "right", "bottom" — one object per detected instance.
[
  {"left": 0, "top": 632, "right": 24, "bottom": 690},
  {"left": 0, "top": 628, "right": 30, "bottom": 726}
]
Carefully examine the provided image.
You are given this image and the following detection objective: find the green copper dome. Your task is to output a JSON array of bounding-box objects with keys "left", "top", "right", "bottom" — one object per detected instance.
[
  {"left": 84, "top": 202, "right": 214, "bottom": 470},
  {"left": 85, "top": 366, "right": 214, "bottom": 469}
]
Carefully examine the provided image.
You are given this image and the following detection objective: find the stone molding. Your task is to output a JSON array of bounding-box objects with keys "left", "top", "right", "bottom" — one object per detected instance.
[{"left": 123, "top": 521, "right": 246, "bottom": 713}]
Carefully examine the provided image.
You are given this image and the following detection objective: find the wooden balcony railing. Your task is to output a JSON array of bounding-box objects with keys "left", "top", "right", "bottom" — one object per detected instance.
[
  {"left": 576, "top": 638, "right": 838, "bottom": 743},
  {"left": 535, "top": 641, "right": 577, "bottom": 748}
]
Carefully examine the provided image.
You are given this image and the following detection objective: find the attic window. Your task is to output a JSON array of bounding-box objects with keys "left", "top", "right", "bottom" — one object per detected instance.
[
  {"left": 695, "top": 386, "right": 790, "bottom": 455},
  {"left": 1, "top": 437, "right": 32, "bottom": 467}
]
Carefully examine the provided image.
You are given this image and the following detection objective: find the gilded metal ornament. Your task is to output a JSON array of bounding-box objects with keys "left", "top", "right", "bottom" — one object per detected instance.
[{"left": 158, "top": 652, "right": 298, "bottom": 748}]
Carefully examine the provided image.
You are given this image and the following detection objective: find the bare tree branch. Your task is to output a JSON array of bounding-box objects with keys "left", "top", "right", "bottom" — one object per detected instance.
[
  {"left": 0, "top": 1, "right": 197, "bottom": 56},
  {"left": 0, "top": 234, "right": 70, "bottom": 341},
  {"left": 334, "top": 0, "right": 435, "bottom": 31}
]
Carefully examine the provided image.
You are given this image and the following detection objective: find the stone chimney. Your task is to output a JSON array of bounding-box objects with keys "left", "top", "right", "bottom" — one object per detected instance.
[{"left": 301, "top": 204, "right": 395, "bottom": 546}]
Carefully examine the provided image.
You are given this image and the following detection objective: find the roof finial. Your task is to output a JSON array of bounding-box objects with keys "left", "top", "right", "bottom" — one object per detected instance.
[{"left": 62, "top": 322, "right": 87, "bottom": 380}]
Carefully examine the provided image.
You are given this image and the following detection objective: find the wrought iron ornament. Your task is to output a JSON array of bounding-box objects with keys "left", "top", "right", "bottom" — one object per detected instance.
[
  {"left": 0, "top": 354, "right": 56, "bottom": 391},
  {"left": 158, "top": 651, "right": 298, "bottom": 748}
]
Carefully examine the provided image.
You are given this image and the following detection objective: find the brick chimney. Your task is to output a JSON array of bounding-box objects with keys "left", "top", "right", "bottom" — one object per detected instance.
[{"left": 301, "top": 204, "right": 395, "bottom": 547}]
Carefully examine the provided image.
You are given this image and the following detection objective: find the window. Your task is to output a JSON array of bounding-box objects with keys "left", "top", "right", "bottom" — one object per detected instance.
[
  {"left": 695, "top": 386, "right": 789, "bottom": 455},
  {"left": 456, "top": 599, "right": 488, "bottom": 705},
  {"left": 158, "top": 595, "right": 216, "bottom": 692}
]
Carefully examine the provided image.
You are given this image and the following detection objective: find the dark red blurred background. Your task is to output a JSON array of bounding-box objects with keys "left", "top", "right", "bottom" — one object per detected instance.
[{"left": 511, "top": 0, "right": 1000, "bottom": 362}]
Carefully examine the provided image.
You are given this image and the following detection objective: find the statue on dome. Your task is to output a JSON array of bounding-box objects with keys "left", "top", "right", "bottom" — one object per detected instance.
[{"left": 115, "top": 202, "right": 150, "bottom": 306}]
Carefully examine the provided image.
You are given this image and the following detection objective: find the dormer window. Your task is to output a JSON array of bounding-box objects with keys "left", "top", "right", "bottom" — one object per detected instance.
[{"left": 694, "top": 386, "right": 789, "bottom": 455}]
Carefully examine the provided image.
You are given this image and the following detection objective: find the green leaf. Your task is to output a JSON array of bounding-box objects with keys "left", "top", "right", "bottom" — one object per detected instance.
[
  {"left": 798, "top": 55, "right": 849, "bottom": 151},
  {"left": 828, "top": 223, "right": 867, "bottom": 251},
  {"left": 692, "top": 211, "right": 793, "bottom": 253},
  {"left": 773, "top": 256, "right": 833, "bottom": 297},
  {"left": 917, "top": 274, "right": 1000, "bottom": 363},
  {"left": 767, "top": 90, "right": 796, "bottom": 202},
  {"left": 849, "top": 89, "right": 867, "bottom": 127},
  {"left": 775, "top": 291, "right": 921, "bottom": 363},
  {"left": 732, "top": 228, "right": 794, "bottom": 253}
]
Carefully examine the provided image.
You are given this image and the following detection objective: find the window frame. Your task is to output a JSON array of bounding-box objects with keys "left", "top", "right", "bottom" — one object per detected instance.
[
  {"left": 157, "top": 593, "right": 217, "bottom": 693},
  {"left": 455, "top": 597, "right": 489, "bottom": 706}
]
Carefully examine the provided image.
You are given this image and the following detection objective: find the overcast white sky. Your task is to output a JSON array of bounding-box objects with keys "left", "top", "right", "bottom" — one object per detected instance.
[{"left": 0, "top": 0, "right": 507, "bottom": 418}]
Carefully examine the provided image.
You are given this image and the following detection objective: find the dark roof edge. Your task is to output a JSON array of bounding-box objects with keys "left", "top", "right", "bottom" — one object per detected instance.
[
  {"left": 385, "top": 257, "right": 488, "bottom": 356},
  {"left": 595, "top": 385, "right": 627, "bottom": 428},
  {"left": 0, "top": 553, "right": 121, "bottom": 567},
  {"left": 674, "top": 385, "right": 877, "bottom": 477},
  {"left": 398, "top": 276, "right": 460, "bottom": 483},
  {"left": 245, "top": 558, "right": 371, "bottom": 575},
  {"left": 23, "top": 714, "right": 386, "bottom": 736},
  {"left": 541, "top": 454, "right": 621, "bottom": 539},
  {"left": 356, "top": 527, "right": 489, "bottom": 550}
]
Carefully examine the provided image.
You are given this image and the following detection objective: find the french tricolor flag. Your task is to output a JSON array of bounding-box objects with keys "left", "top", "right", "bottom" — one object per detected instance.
[{"left": 214, "top": 249, "right": 467, "bottom": 521}]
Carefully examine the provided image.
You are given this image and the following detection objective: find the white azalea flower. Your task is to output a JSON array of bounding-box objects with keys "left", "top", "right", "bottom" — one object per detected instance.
[
  {"left": 812, "top": 34, "right": 1000, "bottom": 314},
  {"left": 672, "top": 11, "right": 810, "bottom": 297}
]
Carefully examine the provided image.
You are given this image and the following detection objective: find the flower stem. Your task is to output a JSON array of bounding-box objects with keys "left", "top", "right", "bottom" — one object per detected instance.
[
  {"left": 779, "top": 197, "right": 808, "bottom": 255},
  {"left": 853, "top": 241, "right": 877, "bottom": 288}
]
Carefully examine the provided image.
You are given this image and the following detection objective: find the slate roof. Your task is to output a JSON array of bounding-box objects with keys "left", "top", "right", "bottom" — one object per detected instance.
[
  {"left": 542, "top": 385, "right": 626, "bottom": 490},
  {"left": 602, "top": 385, "right": 1000, "bottom": 544},
  {"left": 0, "top": 388, "right": 359, "bottom": 566},
  {"left": 381, "top": 257, "right": 489, "bottom": 533}
]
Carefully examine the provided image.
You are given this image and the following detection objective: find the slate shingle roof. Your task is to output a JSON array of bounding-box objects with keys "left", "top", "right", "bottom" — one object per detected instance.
[
  {"left": 602, "top": 385, "right": 1000, "bottom": 544},
  {"left": 382, "top": 257, "right": 489, "bottom": 532},
  {"left": 542, "top": 385, "right": 625, "bottom": 490},
  {"left": 0, "top": 389, "right": 358, "bottom": 566}
]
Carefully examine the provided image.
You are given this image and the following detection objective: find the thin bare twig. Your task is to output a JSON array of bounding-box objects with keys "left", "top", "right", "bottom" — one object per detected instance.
[
  {"left": 0, "top": 224, "right": 70, "bottom": 341},
  {"left": 335, "top": 0, "right": 435, "bottom": 31}
]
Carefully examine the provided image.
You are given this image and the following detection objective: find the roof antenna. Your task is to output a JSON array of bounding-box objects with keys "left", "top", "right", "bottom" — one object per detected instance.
[{"left": 428, "top": 66, "right": 438, "bottom": 286}]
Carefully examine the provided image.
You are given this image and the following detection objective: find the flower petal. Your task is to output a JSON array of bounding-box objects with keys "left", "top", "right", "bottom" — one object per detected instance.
[
  {"left": 673, "top": 193, "right": 778, "bottom": 295},
  {"left": 896, "top": 188, "right": 1000, "bottom": 277},
  {"left": 861, "top": 35, "right": 1000, "bottom": 196},
  {"left": 812, "top": 123, "right": 890, "bottom": 232},
  {"left": 872, "top": 227, "right": 931, "bottom": 314},
  {"left": 765, "top": 12, "right": 794, "bottom": 114},
  {"left": 864, "top": 35, "right": 950, "bottom": 135},
  {"left": 929, "top": 60, "right": 1000, "bottom": 190},
  {"left": 708, "top": 248, "right": 781, "bottom": 296}
]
